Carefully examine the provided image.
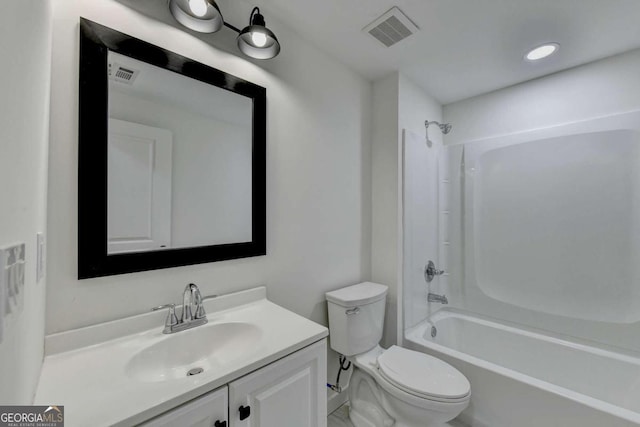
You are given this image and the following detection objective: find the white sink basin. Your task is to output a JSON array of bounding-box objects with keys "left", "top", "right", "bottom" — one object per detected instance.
[
  {"left": 36, "top": 288, "right": 329, "bottom": 427},
  {"left": 126, "top": 321, "right": 263, "bottom": 382}
]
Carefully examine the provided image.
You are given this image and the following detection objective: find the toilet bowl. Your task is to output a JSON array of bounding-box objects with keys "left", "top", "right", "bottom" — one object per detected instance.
[
  {"left": 326, "top": 282, "right": 470, "bottom": 427},
  {"left": 348, "top": 345, "right": 469, "bottom": 427}
]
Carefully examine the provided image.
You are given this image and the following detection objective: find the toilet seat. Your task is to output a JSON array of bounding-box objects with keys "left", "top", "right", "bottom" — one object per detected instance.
[{"left": 376, "top": 346, "right": 470, "bottom": 402}]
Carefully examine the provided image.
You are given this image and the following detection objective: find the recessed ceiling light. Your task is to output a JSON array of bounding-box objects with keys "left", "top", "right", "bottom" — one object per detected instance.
[{"left": 525, "top": 43, "right": 559, "bottom": 61}]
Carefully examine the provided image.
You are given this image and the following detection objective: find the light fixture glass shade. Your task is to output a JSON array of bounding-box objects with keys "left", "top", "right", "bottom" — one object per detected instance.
[
  {"left": 169, "top": 0, "right": 223, "bottom": 33},
  {"left": 237, "top": 25, "right": 281, "bottom": 59}
]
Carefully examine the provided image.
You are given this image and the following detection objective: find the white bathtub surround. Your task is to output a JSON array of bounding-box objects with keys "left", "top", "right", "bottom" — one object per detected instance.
[
  {"left": 402, "top": 128, "right": 451, "bottom": 331},
  {"left": 465, "top": 128, "right": 640, "bottom": 324},
  {"left": 36, "top": 287, "right": 327, "bottom": 427},
  {"left": 371, "top": 73, "right": 443, "bottom": 346},
  {"left": 428, "top": 109, "right": 640, "bottom": 354},
  {"left": 401, "top": 86, "right": 640, "bottom": 425},
  {"left": 437, "top": 49, "right": 640, "bottom": 354},
  {"left": 406, "top": 308, "right": 640, "bottom": 427}
]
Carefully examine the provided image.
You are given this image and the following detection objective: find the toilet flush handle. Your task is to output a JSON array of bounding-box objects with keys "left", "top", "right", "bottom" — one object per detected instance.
[{"left": 346, "top": 307, "right": 360, "bottom": 315}]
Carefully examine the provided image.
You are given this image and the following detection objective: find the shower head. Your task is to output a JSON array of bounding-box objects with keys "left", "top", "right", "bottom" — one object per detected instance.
[
  {"left": 424, "top": 120, "right": 452, "bottom": 146},
  {"left": 439, "top": 123, "right": 452, "bottom": 134}
]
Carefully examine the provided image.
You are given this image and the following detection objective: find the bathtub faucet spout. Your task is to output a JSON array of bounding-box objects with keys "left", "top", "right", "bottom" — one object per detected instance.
[{"left": 428, "top": 293, "right": 448, "bottom": 304}]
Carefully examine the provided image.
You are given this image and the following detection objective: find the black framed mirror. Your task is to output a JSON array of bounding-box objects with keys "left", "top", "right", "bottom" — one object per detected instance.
[{"left": 78, "top": 18, "right": 266, "bottom": 279}]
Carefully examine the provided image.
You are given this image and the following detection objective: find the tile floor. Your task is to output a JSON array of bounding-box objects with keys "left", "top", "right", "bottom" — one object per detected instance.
[
  {"left": 328, "top": 403, "right": 469, "bottom": 427},
  {"left": 327, "top": 404, "right": 353, "bottom": 427}
]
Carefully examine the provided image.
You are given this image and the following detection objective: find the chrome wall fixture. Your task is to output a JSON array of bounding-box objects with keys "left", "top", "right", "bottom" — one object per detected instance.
[
  {"left": 424, "top": 120, "right": 452, "bottom": 146},
  {"left": 424, "top": 260, "right": 445, "bottom": 283},
  {"left": 168, "top": 0, "right": 281, "bottom": 59}
]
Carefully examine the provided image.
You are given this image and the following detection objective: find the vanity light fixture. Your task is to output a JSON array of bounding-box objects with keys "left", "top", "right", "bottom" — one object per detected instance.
[
  {"left": 169, "top": 2, "right": 281, "bottom": 59},
  {"left": 525, "top": 43, "right": 559, "bottom": 61},
  {"left": 237, "top": 7, "right": 281, "bottom": 60},
  {"left": 168, "top": 0, "right": 224, "bottom": 33},
  {"left": 188, "top": 0, "right": 208, "bottom": 17}
]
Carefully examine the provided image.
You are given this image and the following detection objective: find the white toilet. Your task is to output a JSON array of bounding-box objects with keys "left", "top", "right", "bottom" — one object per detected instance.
[{"left": 326, "top": 282, "right": 470, "bottom": 427}]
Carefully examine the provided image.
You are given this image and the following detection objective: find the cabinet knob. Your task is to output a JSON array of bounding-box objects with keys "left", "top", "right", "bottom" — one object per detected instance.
[
  {"left": 239, "top": 405, "right": 251, "bottom": 420},
  {"left": 214, "top": 421, "right": 227, "bottom": 427}
]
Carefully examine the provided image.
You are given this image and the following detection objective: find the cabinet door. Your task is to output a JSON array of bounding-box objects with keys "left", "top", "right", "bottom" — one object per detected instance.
[
  {"left": 229, "top": 339, "right": 327, "bottom": 427},
  {"left": 141, "top": 385, "right": 228, "bottom": 427}
]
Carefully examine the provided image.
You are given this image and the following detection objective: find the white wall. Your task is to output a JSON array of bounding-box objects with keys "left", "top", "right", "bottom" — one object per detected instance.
[
  {"left": 443, "top": 48, "right": 640, "bottom": 352},
  {"left": 109, "top": 90, "right": 253, "bottom": 247},
  {"left": 48, "top": 0, "right": 371, "bottom": 331},
  {"left": 371, "top": 73, "right": 399, "bottom": 347},
  {"left": 47, "top": 0, "right": 371, "bottom": 406},
  {"left": 371, "top": 73, "right": 442, "bottom": 345},
  {"left": 402, "top": 129, "right": 441, "bottom": 331},
  {"left": 398, "top": 75, "right": 444, "bottom": 139},
  {"left": 49, "top": 0, "right": 372, "bottom": 405},
  {"left": 0, "top": 0, "right": 52, "bottom": 404},
  {"left": 445, "top": 48, "right": 640, "bottom": 145}
]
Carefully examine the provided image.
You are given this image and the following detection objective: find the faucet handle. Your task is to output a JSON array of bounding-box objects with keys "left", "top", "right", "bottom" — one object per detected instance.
[
  {"left": 152, "top": 304, "right": 179, "bottom": 332},
  {"left": 424, "top": 260, "right": 445, "bottom": 283},
  {"left": 152, "top": 303, "right": 176, "bottom": 313}
]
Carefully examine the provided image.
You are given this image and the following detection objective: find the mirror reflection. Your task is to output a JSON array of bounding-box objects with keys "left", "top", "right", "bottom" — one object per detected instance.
[{"left": 107, "top": 51, "right": 253, "bottom": 254}]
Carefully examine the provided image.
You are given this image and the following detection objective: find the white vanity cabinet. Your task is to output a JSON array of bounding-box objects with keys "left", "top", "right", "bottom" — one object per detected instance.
[
  {"left": 229, "top": 340, "right": 327, "bottom": 427},
  {"left": 36, "top": 289, "right": 330, "bottom": 427},
  {"left": 141, "top": 386, "right": 228, "bottom": 427},
  {"left": 141, "top": 339, "right": 326, "bottom": 427}
]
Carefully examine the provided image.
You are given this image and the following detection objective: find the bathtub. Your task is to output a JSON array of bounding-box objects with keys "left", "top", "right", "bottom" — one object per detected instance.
[{"left": 405, "top": 308, "right": 640, "bottom": 427}]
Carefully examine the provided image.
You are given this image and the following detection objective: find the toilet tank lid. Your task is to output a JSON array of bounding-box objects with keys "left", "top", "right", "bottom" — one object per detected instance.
[{"left": 326, "top": 282, "right": 388, "bottom": 307}]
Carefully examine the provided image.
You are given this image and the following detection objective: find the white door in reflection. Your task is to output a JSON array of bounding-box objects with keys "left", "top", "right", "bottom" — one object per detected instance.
[
  {"left": 106, "top": 51, "right": 253, "bottom": 254},
  {"left": 107, "top": 118, "right": 173, "bottom": 254}
]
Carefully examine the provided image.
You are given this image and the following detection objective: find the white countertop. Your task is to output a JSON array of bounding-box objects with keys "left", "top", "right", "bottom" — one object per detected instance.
[{"left": 35, "top": 287, "right": 328, "bottom": 427}]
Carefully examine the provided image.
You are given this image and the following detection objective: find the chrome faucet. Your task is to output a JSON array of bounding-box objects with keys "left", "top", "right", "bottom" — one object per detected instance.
[
  {"left": 152, "top": 283, "right": 209, "bottom": 334},
  {"left": 424, "top": 260, "right": 445, "bottom": 283},
  {"left": 428, "top": 292, "right": 448, "bottom": 305},
  {"left": 182, "top": 283, "right": 204, "bottom": 323}
]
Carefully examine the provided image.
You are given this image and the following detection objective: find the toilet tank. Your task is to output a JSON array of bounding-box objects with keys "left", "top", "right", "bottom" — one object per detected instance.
[{"left": 325, "top": 282, "right": 388, "bottom": 356}]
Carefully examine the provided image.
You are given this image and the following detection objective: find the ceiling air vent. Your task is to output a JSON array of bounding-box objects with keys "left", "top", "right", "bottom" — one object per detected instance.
[
  {"left": 108, "top": 62, "right": 140, "bottom": 85},
  {"left": 363, "top": 6, "right": 419, "bottom": 48}
]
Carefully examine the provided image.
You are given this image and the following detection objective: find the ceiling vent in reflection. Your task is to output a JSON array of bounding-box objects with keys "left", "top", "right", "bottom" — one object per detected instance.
[
  {"left": 108, "top": 62, "right": 140, "bottom": 85},
  {"left": 363, "top": 6, "right": 419, "bottom": 47}
]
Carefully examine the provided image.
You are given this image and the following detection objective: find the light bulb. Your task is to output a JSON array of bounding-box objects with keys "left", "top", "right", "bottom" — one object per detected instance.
[
  {"left": 251, "top": 31, "right": 267, "bottom": 47},
  {"left": 188, "top": 0, "right": 208, "bottom": 17},
  {"left": 525, "top": 43, "right": 559, "bottom": 61}
]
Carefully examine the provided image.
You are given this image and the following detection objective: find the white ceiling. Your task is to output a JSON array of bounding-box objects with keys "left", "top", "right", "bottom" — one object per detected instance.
[{"left": 258, "top": 0, "right": 640, "bottom": 104}]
